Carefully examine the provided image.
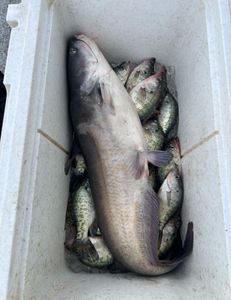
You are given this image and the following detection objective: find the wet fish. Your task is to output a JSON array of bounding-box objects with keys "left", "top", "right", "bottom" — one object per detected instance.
[
  {"left": 72, "top": 153, "right": 87, "bottom": 177},
  {"left": 126, "top": 58, "right": 155, "bottom": 92},
  {"left": 158, "top": 168, "right": 183, "bottom": 231},
  {"left": 79, "top": 236, "right": 113, "bottom": 268},
  {"left": 157, "top": 93, "right": 179, "bottom": 136},
  {"left": 72, "top": 179, "right": 95, "bottom": 242},
  {"left": 148, "top": 165, "right": 159, "bottom": 192},
  {"left": 143, "top": 119, "right": 164, "bottom": 151},
  {"left": 113, "top": 61, "right": 131, "bottom": 85},
  {"left": 67, "top": 34, "right": 193, "bottom": 276},
  {"left": 129, "top": 71, "right": 165, "bottom": 121},
  {"left": 158, "top": 217, "right": 181, "bottom": 258},
  {"left": 158, "top": 137, "right": 181, "bottom": 184}
]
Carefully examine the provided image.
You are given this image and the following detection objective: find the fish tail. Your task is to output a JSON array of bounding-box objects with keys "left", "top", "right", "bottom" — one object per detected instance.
[{"left": 151, "top": 222, "right": 193, "bottom": 275}]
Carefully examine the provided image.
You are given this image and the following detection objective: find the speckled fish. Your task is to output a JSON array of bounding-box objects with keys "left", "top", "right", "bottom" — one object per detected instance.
[
  {"left": 72, "top": 179, "right": 95, "bottom": 242},
  {"left": 157, "top": 93, "right": 179, "bottom": 136},
  {"left": 72, "top": 153, "right": 87, "bottom": 177},
  {"left": 129, "top": 71, "right": 165, "bottom": 121},
  {"left": 126, "top": 58, "right": 155, "bottom": 92},
  {"left": 113, "top": 61, "right": 131, "bottom": 85},
  {"left": 79, "top": 236, "right": 113, "bottom": 268},
  {"left": 158, "top": 217, "right": 181, "bottom": 258},
  {"left": 158, "top": 137, "right": 181, "bottom": 185},
  {"left": 158, "top": 168, "right": 183, "bottom": 231},
  {"left": 143, "top": 119, "right": 164, "bottom": 151},
  {"left": 67, "top": 34, "right": 193, "bottom": 276}
]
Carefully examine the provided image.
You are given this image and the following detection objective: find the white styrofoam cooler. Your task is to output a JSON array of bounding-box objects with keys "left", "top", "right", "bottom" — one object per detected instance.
[{"left": 0, "top": 0, "right": 231, "bottom": 299}]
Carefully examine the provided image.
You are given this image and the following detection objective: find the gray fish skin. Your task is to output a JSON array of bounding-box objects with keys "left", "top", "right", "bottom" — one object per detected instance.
[
  {"left": 158, "top": 217, "right": 181, "bottom": 258},
  {"left": 67, "top": 34, "right": 193, "bottom": 275},
  {"left": 126, "top": 58, "right": 155, "bottom": 92},
  {"left": 158, "top": 168, "right": 183, "bottom": 231},
  {"left": 113, "top": 61, "right": 131, "bottom": 85},
  {"left": 157, "top": 93, "right": 179, "bottom": 136},
  {"left": 129, "top": 71, "right": 165, "bottom": 121},
  {"left": 158, "top": 137, "right": 181, "bottom": 185}
]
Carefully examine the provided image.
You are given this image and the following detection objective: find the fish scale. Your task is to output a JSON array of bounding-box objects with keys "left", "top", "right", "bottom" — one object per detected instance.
[{"left": 67, "top": 34, "right": 193, "bottom": 275}]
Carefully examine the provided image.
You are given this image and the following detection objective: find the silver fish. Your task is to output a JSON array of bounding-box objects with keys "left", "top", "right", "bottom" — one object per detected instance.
[
  {"left": 158, "top": 137, "right": 181, "bottom": 185},
  {"left": 126, "top": 58, "right": 155, "bottom": 92},
  {"left": 157, "top": 93, "right": 179, "bottom": 136},
  {"left": 72, "top": 153, "right": 87, "bottom": 177},
  {"left": 67, "top": 34, "right": 193, "bottom": 275},
  {"left": 113, "top": 61, "right": 131, "bottom": 85},
  {"left": 158, "top": 168, "right": 183, "bottom": 231},
  {"left": 79, "top": 236, "right": 113, "bottom": 268},
  {"left": 143, "top": 119, "right": 164, "bottom": 151},
  {"left": 129, "top": 72, "right": 165, "bottom": 121},
  {"left": 72, "top": 179, "right": 95, "bottom": 242},
  {"left": 158, "top": 217, "right": 181, "bottom": 258}
]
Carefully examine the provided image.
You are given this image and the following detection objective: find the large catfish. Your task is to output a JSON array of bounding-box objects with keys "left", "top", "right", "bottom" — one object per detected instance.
[{"left": 67, "top": 34, "right": 193, "bottom": 275}]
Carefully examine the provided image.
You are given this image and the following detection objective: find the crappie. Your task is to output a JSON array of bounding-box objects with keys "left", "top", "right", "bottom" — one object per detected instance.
[
  {"left": 158, "top": 168, "right": 183, "bottom": 231},
  {"left": 113, "top": 61, "right": 131, "bottom": 85},
  {"left": 72, "top": 153, "right": 87, "bottom": 177},
  {"left": 67, "top": 34, "right": 193, "bottom": 276},
  {"left": 72, "top": 179, "right": 95, "bottom": 242},
  {"left": 143, "top": 119, "right": 164, "bottom": 151},
  {"left": 158, "top": 217, "right": 181, "bottom": 258},
  {"left": 129, "top": 71, "right": 165, "bottom": 121},
  {"left": 126, "top": 58, "right": 155, "bottom": 92},
  {"left": 158, "top": 137, "right": 181, "bottom": 184},
  {"left": 158, "top": 93, "right": 178, "bottom": 136},
  {"left": 79, "top": 236, "right": 113, "bottom": 268}
]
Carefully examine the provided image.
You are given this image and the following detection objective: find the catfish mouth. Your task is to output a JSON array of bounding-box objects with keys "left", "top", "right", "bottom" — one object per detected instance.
[{"left": 75, "top": 34, "right": 99, "bottom": 63}]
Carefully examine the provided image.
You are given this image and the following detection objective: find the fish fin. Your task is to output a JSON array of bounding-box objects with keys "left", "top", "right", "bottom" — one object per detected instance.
[
  {"left": 159, "top": 222, "right": 193, "bottom": 265},
  {"left": 147, "top": 150, "right": 173, "bottom": 167},
  {"left": 99, "top": 80, "right": 115, "bottom": 115},
  {"left": 133, "top": 150, "right": 172, "bottom": 179}
]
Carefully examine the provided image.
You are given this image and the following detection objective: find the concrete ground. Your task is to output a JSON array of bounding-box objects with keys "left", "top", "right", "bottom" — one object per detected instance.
[{"left": 0, "top": 0, "right": 20, "bottom": 73}]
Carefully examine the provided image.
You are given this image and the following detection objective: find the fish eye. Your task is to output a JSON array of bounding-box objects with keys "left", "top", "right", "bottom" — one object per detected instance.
[
  {"left": 150, "top": 90, "right": 154, "bottom": 94},
  {"left": 165, "top": 99, "right": 169, "bottom": 104},
  {"left": 176, "top": 175, "right": 180, "bottom": 179},
  {"left": 142, "top": 71, "right": 147, "bottom": 75}
]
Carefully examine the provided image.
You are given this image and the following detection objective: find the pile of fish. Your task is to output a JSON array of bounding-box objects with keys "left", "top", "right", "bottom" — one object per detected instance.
[{"left": 65, "top": 34, "right": 193, "bottom": 275}]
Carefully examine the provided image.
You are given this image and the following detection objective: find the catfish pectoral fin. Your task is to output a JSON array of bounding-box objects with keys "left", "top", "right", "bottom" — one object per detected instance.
[{"left": 147, "top": 150, "right": 173, "bottom": 167}]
